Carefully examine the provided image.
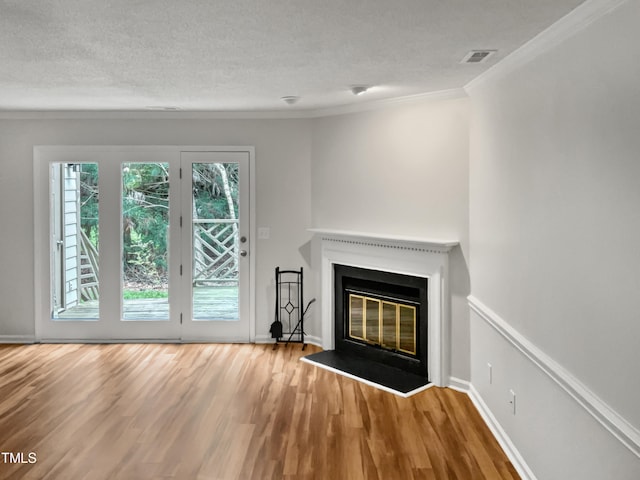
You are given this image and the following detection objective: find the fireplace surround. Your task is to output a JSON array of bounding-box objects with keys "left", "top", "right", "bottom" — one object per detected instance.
[{"left": 311, "top": 229, "right": 457, "bottom": 387}]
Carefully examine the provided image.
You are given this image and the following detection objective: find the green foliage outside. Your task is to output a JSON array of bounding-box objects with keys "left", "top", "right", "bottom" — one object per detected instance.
[
  {"left": 122, "top": 163, "right": 170, "bottom": 288},
  {"left": 79, "top": 163, "right": 99, "bottom": 243},
  {"left": 123, "top": 290, "right": 168, "bottom": 299},
  {"left": 78, "top": 162, "right": 238, "bottom": 294}
]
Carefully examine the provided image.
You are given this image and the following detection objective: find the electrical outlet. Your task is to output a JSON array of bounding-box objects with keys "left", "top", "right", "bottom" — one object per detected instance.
[
  {"left": 258, "top": 227, "right": 270, "bottom": 239},
  {"left": 487, "top": 362, "right": 492, "bottom": 385},
  {"left": 509, "top": 389, "right": 516, "bottom": 415}
]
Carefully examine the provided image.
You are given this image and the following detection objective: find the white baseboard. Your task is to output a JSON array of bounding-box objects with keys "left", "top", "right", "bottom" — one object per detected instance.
[
  {"left": 0, "top": 335, "right": 36, "bottom": 344},
  {"left": 38, "top": 338, "right": 182, "bottom": 344},
  {"left": 446, "top": 376, "right": 535, "bottom": 479},
  {"left": 5, "top": 334, "right": 323, "bottom": 347},
  {"left": 447, "top": 376, "right": 471, "bottom": 393},
  {"left": 467, "top": 383, "right": 537, "bottom": 480},
  {"left": 468, "top": 295, "right": 640, "bottom": 459},
  {"left": 300, "top": 335, "right": 322, "bottom": 347},
  {"left": 254, "top": 334, "right": 322, "bottom": 347},
  {"left": 253, "top": 335, "right": 274, "bottom": 344}
]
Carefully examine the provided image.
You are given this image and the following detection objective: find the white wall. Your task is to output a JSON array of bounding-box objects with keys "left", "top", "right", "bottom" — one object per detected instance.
[
  {"left": 311, "top": 97, "right": 471, "bottom": 380},
  {"left": 0, "top": 117, "right": 313, "bottom": 340},
  {"left": 468, "top": 0, "right": 640, "bottom": 477},
  {"left": 0, "top": 99, "right": 471, "bottom": 377}
]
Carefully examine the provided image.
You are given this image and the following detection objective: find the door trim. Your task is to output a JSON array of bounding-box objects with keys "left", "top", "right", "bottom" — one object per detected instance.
[{"left": 33, "top": 146, "right": 256, "bottom": 342}]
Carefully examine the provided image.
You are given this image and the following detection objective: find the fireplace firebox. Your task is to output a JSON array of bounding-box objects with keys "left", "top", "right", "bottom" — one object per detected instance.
[{"left": 334, "top": 264, "right": 428, "bottom": 378}]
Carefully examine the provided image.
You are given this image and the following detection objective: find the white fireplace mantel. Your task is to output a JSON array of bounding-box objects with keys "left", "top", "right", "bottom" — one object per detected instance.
[{"left": 310, "top": 228, "right": 458, "bottom": 387}]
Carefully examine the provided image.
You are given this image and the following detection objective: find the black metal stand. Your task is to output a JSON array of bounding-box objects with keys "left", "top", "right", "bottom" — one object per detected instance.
[{"left": 271, "top": 267, "right": 314, "bottom": 350}]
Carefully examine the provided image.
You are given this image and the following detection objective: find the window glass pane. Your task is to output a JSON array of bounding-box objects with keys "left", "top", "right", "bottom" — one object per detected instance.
[
  {"left": 191, "top": 162, "right": 239, "bottom": 321},
  {"left": 121, "top": 163, "right": 170, "bottom": 320},
  {"left": 52, "top": 163, "right": 100, "bottom": 320}
]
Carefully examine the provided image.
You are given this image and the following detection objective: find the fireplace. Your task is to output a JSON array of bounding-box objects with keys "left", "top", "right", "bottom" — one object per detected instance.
[
  {"left": 312, "top": 229, "right": 456, "bottom": 387},
  {"left": 334, "top": 265, "right": 428, "bottom": 377}
]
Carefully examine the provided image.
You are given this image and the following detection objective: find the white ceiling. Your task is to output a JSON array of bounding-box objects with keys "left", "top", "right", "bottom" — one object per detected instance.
[{"left": 0, "top": 0, "right": 586, "bottom": 112}]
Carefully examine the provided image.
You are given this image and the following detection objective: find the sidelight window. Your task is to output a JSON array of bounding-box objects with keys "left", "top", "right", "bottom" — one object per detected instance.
[{"left": 51, "top": 163, "right": 100, "bottom": 320}]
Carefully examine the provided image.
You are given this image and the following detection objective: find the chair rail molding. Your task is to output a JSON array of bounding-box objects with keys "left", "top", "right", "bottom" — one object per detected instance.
[{"left": 468, "top": 295, "right": 640, "bottom": 459}]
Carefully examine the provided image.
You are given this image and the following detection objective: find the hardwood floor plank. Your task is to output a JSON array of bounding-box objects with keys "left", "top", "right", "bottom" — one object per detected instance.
[{"left": 0, "top": 343, "right": 519, "bottom": 480}]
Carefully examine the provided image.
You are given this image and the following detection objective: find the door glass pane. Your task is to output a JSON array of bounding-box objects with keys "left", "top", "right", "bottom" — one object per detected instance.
[
  {"left": 191, "top": 163, "right": 239, "bottom": 321},
  {"left": 51, "top": 163, "right": 100, "bottom": 320},
  {"left": 121, "top": 163, "right": 170, "bottom": 320}
]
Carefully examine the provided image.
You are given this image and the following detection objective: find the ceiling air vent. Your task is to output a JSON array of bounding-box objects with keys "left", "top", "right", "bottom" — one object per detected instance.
[{"left": 461, "top": 50, "right": 496, "bottom": 64}]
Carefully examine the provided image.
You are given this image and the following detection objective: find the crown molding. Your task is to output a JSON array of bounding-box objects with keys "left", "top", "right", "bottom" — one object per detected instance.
[
  {"left": 0, "top": 109, "right": 313, "bottom": 120},
  {"left": 0, "top": 88, "right": 467, "bottom": 121},
  {"left": 465, "top": 0, "right": 629, "bottom": 93},
  {"left": 305, "top": 88, "right": 467, "bottom": 118}
]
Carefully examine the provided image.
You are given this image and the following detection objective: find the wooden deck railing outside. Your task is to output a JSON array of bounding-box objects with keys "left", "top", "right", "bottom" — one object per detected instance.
[
  {"left": 79, "top": 230, "right": 99, "bottom": 301},
  {"left": 193, "top": 218, "right": 239, "bottom": 286},
  {"left": 77, "top": 218, "right": 239, "bottom": 303}
]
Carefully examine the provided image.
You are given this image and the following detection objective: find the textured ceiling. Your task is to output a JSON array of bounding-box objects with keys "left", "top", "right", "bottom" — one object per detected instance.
[{"left": 0, "top": 0, "right": 586, "bottom": 112}]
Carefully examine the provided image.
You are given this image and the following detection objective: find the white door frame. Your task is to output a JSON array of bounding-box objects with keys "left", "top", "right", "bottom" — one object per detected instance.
[{"left": 33, "top": 145, "right": 256, "bottom": 342}]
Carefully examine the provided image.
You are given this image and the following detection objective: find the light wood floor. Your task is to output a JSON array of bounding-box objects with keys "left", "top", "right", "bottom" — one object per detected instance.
[{"left": 0, "top": 343, "right": 519, "bottom": 480}]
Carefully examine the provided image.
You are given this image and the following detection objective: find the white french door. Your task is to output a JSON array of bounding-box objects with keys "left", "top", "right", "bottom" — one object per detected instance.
[
  {"left": 34, "top": 146, "right": 254, "bottom": 342},
  {"left": 180, "top": 152, "right": 251, "bottom": 341}
]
